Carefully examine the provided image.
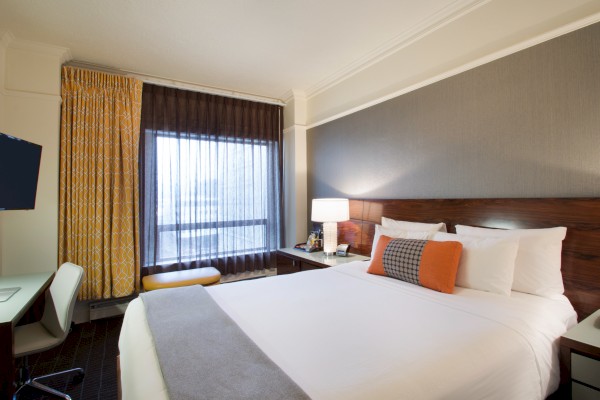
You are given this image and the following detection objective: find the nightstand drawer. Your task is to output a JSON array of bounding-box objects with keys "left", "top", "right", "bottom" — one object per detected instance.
[
  {"left": 573, "top": 353, "right": 600, "bottom": 389},
  {"left": 572, "top": 382, "right": 600, "bottom": 400},
  {"left": 276, "top": 253, "right": 300, "bottom": 275},
  {"left": 300, "top": 262, "right": 320, "bottom": 272}
]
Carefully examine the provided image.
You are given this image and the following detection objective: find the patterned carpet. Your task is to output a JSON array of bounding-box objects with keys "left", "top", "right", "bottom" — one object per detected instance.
[{"left": 15, "top": 316, "right": 122, "bottom": 400}]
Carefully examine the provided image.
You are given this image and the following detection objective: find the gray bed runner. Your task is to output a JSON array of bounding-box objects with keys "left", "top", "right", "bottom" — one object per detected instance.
[{"left": 140, "top": 285, "right": 310, "bottom": 400}]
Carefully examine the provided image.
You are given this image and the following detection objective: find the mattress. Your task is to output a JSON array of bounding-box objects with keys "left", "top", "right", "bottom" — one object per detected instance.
[{"left": 119, "top": 261, "right": 577, "bottom": 400}]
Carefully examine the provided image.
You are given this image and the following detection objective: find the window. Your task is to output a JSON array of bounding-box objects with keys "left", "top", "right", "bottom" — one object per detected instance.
[
  {"left": 141, "top": 84, "right": 282, "bottom": 276},
  {"left": 151, "top": 133, "right": 273, "bottom": 265}
]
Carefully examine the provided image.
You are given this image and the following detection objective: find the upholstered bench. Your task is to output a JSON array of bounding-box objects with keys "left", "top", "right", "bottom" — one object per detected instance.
[{"left": 142, "top": 267, "right": 221, "bottom": 291}]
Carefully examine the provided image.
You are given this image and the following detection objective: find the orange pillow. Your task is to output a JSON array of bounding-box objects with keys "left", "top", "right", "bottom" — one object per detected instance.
[{"left": 367, "top": 235, "right": 463, "bottom": 294}]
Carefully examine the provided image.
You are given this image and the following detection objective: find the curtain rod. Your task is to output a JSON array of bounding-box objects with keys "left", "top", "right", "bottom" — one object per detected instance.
[{"left": 64, "top": 60, "right": 285, "bottom": 106}]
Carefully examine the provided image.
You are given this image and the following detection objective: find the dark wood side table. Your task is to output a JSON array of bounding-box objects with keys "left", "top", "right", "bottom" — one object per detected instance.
[
  {"left": 276, "top": 248, "right": 370, "bottom": 275},
  {"left": 561, "top": 309, "right": 600, "bottom": 399}
]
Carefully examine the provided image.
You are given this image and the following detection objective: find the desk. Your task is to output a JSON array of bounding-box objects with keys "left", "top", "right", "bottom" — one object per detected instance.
[{"left": 0, "top": 272, "right": 54, "bottom": 399}]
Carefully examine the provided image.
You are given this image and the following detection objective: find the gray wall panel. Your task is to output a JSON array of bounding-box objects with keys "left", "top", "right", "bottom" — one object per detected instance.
[{"left": 307, "top": 22, "right": 600, "bottom": 203}]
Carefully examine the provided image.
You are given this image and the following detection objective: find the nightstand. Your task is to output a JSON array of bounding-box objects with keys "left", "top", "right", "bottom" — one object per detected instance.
[
  {"left": 276, "top": 248, "right": 370, "bottom": 275},
  {"left": 561, "top": 309, "right": 600, "bottom": 399}
]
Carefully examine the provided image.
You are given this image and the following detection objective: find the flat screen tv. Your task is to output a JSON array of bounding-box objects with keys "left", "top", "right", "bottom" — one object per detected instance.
[{"left": 0, "top": 133, "right": 43, "bottom": 210}]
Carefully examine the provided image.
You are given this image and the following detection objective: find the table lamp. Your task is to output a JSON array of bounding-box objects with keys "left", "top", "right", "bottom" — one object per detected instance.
[{"left": 311, "top": 198, "right": 349, "bottom": 255}]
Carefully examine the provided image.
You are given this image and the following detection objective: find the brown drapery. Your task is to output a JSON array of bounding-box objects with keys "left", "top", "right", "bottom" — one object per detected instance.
[
  {"left": 140, "top": 84, "right": 283, "bottom": 277},
  {"left": 59, "top": 66, "right": 143, "bottom": 300}
]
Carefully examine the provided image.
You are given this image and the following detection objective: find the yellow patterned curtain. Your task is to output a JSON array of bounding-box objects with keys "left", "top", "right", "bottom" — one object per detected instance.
[{"left": 59, "top": 66, "right": 143, "bottom": 300}]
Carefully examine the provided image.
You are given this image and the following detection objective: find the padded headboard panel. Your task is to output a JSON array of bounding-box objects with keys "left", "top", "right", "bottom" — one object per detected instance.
[{"left": 337, "top": 198, "right": 600, "bottom": 320}]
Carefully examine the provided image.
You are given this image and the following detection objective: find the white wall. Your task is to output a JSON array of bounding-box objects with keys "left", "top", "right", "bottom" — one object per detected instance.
[
  {"left": 0, "top": 33, "right": 70, "bottom": 276},
  {"left": 283, "top": 91, "right": 308, "bottom": 246}
]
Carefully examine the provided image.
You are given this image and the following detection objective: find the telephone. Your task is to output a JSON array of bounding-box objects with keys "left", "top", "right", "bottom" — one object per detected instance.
[{"left": 336, "top": 244, "right": 350, "bottom": 257}]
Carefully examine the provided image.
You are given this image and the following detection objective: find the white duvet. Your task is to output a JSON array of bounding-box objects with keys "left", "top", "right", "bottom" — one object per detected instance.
[{"left": 119, "top": 261, "right": 577, "bottom": 400}]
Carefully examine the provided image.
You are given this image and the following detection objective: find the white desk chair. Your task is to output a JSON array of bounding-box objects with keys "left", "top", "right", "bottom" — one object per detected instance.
[{"left": 13, "top": 262, "right": 85, "bottom": 400}]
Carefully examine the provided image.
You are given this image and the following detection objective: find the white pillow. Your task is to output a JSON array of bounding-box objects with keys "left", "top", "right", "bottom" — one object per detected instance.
[
  {"left": 381, "top": 217, "right": 447, "bottom": 233},
  {"left": 371, "top": 225, "right": 432, "bottom": 258},
  {"left": 455, "top": 225, "right": 567, "bottom": 297},
  {"left": 432, "top": 232, "right": 519, "bottom": 296}
]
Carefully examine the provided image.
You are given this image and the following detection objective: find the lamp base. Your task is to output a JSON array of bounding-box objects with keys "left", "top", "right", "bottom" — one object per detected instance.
[{"left": 322, "top": 222, "right": 338, "bottom": 255}]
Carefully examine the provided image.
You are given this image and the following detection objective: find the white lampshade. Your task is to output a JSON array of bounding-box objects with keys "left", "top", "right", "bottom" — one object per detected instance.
[
  {"left": 311, "top": 198, "right": 349, "bottom": 223},
  {"left": 311, "top": 198, "right": 349, "bottom": 255}
]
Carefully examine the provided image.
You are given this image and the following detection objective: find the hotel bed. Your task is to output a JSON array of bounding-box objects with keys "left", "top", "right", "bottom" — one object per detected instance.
[{"left": 118, "top": 198, "right": 600, "bottom": 400}]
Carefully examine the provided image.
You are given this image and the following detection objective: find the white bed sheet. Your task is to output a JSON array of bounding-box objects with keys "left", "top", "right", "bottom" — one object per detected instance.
[{"left": 119, "top": 261, "right": 577, "bottom": 400}]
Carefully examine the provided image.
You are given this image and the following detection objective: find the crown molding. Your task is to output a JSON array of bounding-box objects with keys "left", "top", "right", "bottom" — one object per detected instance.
[
  {"left": 6, "top": 35, "right": 71, "bottom": 63},
  {"left": 292, "top": 89, "right": 306, "bottom": 102},
  {"left": 67, "top": 60, "right": 285, "bottom": 106},
  {"left": 282, "top": 89, "right": 308, "bottom": 105},
  {"left": 305, "top": 0, "right": 489, "bottom": 100},
  {"left": 281, "top": 89, "right": 294, "bottom": 104},
  {"left": 130, "top": 72, "right": 285, "bottom": 106},
  {"left": 306, "top": 10, "right": 600, "bottom": 130}
]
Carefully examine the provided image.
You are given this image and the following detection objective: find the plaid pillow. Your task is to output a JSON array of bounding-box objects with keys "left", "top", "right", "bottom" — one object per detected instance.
[{"left": 368, "top": 236, "right": 463, "bottom": 294}]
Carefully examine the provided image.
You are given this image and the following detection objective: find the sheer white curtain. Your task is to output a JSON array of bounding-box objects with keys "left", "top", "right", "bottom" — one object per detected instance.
[{"left": 140, "top": 84, "right": 283, "bottom": 277}]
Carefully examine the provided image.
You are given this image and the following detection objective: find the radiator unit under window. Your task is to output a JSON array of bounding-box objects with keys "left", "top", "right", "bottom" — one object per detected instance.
[{"left": 89, "top": 297, "right": 133, "bottom": 321}]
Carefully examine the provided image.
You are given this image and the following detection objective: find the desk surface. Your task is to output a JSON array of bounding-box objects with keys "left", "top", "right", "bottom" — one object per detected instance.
[
  {"left": 0, "top": 271, "right": 54, "bottom": 398},
  {"left": 0, "top": 272, "right": 54, "bottom": 325}
]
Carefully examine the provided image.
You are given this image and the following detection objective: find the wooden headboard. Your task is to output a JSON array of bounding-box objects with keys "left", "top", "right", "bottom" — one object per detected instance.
[{"left": 337, "top": 198, "right": 600, "bottom": 320}]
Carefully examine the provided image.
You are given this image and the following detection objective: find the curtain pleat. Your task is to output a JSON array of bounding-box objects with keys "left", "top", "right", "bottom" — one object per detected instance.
[
  {"left": 59, "top": 66, "right": 143, "bottom": 300},
  {"left": 141, "top": 84, "right": 283, "bottom": 277}
]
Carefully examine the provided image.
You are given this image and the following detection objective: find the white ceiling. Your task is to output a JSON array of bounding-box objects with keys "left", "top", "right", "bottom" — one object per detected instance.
[
  {"left": 0, "top": 0, "right": 599, "bottom": 104},
  {"left": 0, "top": 0, "right": 486, "bottom": 101}
]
